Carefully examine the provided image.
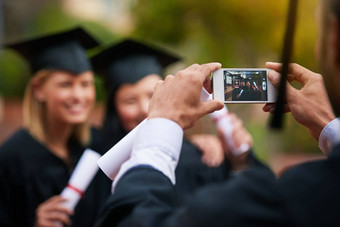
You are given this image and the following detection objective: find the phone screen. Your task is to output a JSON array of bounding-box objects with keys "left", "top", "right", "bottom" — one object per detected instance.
[{"left": 223, "top": 69, "right": 268, "bottom": 102}]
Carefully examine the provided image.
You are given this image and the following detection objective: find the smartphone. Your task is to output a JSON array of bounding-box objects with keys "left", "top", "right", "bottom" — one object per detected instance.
[{"left": 212, "top": 68, "right": 277, "bottom": 103}]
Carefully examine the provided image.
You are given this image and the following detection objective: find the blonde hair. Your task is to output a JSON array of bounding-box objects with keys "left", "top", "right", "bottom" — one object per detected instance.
[{"left": 23, "top": 70, "right": 91, "bottom": 146}]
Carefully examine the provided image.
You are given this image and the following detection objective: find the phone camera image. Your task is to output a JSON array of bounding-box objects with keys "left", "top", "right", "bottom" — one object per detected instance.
[{"left": 224, "top": 70, "right": 268, "bottom": 102}]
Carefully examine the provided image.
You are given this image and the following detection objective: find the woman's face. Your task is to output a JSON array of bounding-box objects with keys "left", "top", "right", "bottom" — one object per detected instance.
[
  {"left": 34, "top": 70, "right": 96, "bottom": 125},
  {"left": 115, "top": 74, "right": 161, "bottom": 132}
]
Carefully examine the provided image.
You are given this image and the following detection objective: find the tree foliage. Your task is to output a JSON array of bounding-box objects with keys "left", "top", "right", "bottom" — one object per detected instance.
[{"left": 131, "top": 0, "right": 318, "bottom": 67}]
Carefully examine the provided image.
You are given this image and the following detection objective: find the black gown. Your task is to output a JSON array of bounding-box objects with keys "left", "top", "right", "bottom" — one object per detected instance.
[
  {"left": 95, "top": 144, "right": 340, "bottom": 227},
  {"left": 0, "top": 128, "right": 112, "bottom": 227},
  {"left": 98, "top": 114, "right": 232, "bottom": 205}
]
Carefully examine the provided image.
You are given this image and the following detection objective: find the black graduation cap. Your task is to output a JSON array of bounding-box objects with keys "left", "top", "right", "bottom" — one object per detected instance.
[
  {"left": 6, "top": 27, "right": 99, "bottom": 74},
  {"left": 270, "top": 0, "right": 298, "bottom": 129},
  {"left": 91, "top": 39, "right": 181, "bottom": 92}
]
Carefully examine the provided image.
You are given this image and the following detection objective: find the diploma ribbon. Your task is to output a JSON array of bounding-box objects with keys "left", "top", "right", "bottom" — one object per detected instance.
[{"left": 66, "top": 183, "right": 84, "bottom": 197}]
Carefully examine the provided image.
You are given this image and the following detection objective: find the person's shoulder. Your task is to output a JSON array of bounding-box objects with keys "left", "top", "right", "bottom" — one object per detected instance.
[
  {"left": 277, "top": 154, "right": 339, "bottom": 194},
  {"left": 0, "top": 129, "right": 40, "bottom": 175},
  {"left": 277, "top": 150, "right": 340, "bottom": 226},
  {"left": 279, "top": 156, "right": 332, "bottom": 180},
  {"left": 193, "top": 167, "right": 277, "bottom": 204},
  {"left": 0, "top": 128, "right": 51, "bottom": 168},
  {"left": 185, "top": 168, "right": 289, "bottom": 226},
  {"left": 0, "top": 129, "right": 34, "bottom": 156}
]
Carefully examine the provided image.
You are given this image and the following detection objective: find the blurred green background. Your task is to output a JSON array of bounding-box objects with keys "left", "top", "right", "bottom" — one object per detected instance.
[{"left": 0, "top": 0, "right": 321, "bottom": 165}]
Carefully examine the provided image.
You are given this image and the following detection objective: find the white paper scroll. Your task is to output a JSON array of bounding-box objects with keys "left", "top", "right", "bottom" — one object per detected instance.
[
  {"left": 60, "top": 148, "right": 101, "bottom": 211},
  {"left": 97, "top": 119, "right": 147, "bottom": 180},
  {"left": 201, "top": 88, "right": 250, "bottom": 155}
]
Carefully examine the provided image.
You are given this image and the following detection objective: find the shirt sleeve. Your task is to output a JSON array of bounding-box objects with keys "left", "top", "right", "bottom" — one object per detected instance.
[
  {"left": 112, "top": 118, "right": 183, "bottom": 192},
  {"left": 318, "top": 117, "right": 340, "bottom": 156}
]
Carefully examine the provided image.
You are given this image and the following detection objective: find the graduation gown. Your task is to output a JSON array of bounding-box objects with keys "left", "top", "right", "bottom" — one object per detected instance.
[
  {"left": 95, "top": 145, "right": 340, "bottom": 227},
  {"left": 0, "top": 129, "right": 111, "bottom": 227},
  {"left": 98, "top": 115, "right": 232, "bottom": 205},
  {"left": 174, "top": 141, "right": 231, "bottom": 204}
]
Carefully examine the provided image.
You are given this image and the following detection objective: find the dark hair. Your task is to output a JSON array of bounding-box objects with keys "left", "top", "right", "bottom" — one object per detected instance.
[
  {"left": 99, "top": 88, "right": 128, "bottom": 152},
  {"left": 327, "top": 0, "right": 340, "bottom": 19}
]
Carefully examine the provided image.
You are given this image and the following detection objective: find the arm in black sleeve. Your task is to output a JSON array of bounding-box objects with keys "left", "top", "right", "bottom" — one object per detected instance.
[{"left": 96, "top": 165, "right": 291, "bottom": 227}]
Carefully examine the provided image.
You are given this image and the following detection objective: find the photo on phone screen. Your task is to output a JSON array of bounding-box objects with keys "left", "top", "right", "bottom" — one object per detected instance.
[
  {"left": 224, "top": 70, "right": 267, "bottom": 101},
  {"left": 213, "top": 68, "right": 276, "bottom": 103}
]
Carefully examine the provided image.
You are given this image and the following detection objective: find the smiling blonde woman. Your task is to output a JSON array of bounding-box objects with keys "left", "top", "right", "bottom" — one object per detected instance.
[{"left": 0, "top": 27, "right": 111, "bottom": 227}]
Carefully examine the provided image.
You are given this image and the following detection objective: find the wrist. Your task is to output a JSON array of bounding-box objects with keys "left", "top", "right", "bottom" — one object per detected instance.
[
  {"left": 312, "top": 112, "right": 336, "bottom": 140},
  {"left": 148, "top": 112, "right": 185, "bottom": 129},
  {"left": 112, "top": 117, "right": 184, "bottom": 191}
]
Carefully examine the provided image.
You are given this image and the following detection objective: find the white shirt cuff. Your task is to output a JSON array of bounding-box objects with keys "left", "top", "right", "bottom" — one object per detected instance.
[
  {"left": 318, "top": 118, "right": 340, "bottom": 156},
  {"left": 112, "top": 118, "right": 183, "bottom": 193}
]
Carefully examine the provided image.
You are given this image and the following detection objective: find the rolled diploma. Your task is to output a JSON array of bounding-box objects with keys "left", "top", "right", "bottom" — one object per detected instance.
[
  {"left": 253, "top": 81, "right": 258, "bottom": 89},
  {"left": 98, "top": 119, "right": 147, "bottom": 180},
  {"left": 60, "top": 148, "right": 101, "bottom": 211},
  {"left": 201, "top": 88, "right": 249, "bottom": 155}
]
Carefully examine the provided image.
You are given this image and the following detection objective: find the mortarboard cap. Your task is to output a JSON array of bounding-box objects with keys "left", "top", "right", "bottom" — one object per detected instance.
[
  {"left": 91, "top": 39, "right": 181, "bottom": 92},
  {"left": 6, "top": 27, "right": 99, "bottom": 75}
]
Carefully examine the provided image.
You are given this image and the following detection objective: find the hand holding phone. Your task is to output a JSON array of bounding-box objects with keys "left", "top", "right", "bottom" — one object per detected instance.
[{"left": 213, "top": 68, "right": 277, "bottom": 103}]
